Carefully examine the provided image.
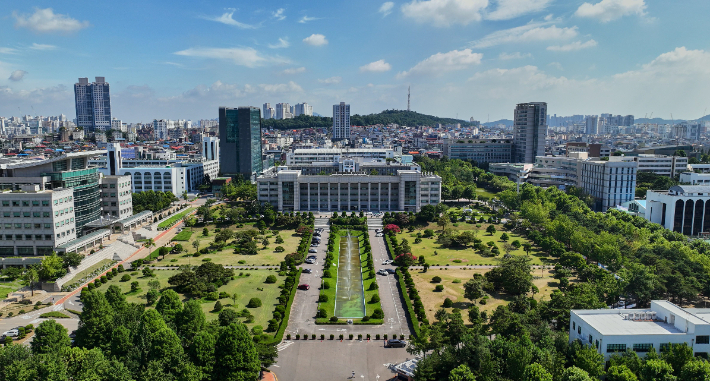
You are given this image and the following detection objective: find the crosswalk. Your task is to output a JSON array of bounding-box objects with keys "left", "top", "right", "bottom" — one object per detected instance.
[{"left": 276, "top": 341, "right": 294, "bottom": 352}]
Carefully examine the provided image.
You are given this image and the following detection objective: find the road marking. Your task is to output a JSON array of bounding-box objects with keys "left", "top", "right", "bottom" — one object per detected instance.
[{"left": 276, "top": 341, "right": 294, "bottom": 352}]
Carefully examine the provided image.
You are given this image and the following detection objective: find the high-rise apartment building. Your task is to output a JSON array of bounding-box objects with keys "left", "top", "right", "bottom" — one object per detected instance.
[
  {"left": 74, "top": 77, "right": 111, "bottom": 132},
  {"left": 513, "top": 102, "right": 547, "bottom": 163},
  {"left": 333, "top": 102, "right": 351, "bottom": 140},
  {"left": 219, "top": 107, "right": 263, "bottom": 180},
  {"left": 585, "top": 115, "right": 599, "bottom": 135},
  {"left": 275, "top": 103, "right": 292, "bottom": 119},
  {"left": 294, "top": 103, "right": 313, "bottom": 117},
  {"left": 153, "top": 119, "right": 168, "bottom": 140},
  {"left": 263, "top": 103, "right": 275, "bottom": 119}
]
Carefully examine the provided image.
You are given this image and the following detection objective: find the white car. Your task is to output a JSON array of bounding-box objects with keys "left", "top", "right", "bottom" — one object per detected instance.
[
  {"left": 376, "top": 233, "right": 383, "bottom": 237},
  {"left": 382, "top": 260, "right": 393, "bottom": 265},
  {"left": 377, "top": 269, "right": 389, "bottom": 276},
  {"left": 1, "top": 329, "right": 19, "bottom": 339}
]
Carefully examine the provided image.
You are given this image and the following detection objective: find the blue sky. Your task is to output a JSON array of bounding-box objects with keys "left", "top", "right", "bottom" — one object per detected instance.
[{"left": 1, "top": 0, "right": 709, "bottom": 122}]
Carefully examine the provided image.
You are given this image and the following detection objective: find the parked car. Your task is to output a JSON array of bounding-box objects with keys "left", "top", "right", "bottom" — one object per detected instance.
[
  {"left": 305, "top": 258, "right": 315, "bottom": 264},
  {"left": 313, "top": 233, "right": 321, "bottom": 237},
  {"left": 308, "top": 248, "right": 318, "bottom": 253},
  {"left": 298, "top": 284, "right": 310, "bottom": 290},
  {"left": 377, "top": 269, "right": 389, "bottom": 276},
  {"left": 310, "top": 243, "right": 319, "bottom": 247},
  {"left": 382, "top": 260, "right": 393, "bottom": 265},
  {"left": 375, "top": 233, "right": 383, "bottom": 237},
  {"left": 386, "top": 339, "right": 407, "bottom": 348},
  {"left": 386, "top": 268, "right": 396, "bottom": 274},
  {"left": 302, "top": 269, "right": 312, "bottom": 274},
  {"left": 1, "top": 329, "right": 19, "bottom": 339}
]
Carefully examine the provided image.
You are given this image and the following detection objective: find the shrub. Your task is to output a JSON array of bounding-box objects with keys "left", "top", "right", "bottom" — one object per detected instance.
[
  {"left": 39, "top": 311, "right": 69, "bottom": 319},
  {"left": 443, "top": 298, "right": 453, "bottom": 308},
  {"left": 369, "top": 295, "right": 380, "bottom": 303},
  {"left": 452, "top": 279, "right": 462, "bottom": 283},
  {"left": 368, "top": 282, "right": 378, "bottom": 291},
  {"left": 316, "top": 308, "right": 328, "bottom": 318},
  {"left": 323, "top": 270, "right": 332, "bottom": 278},
  {"left": 330, "top": 316, "right": 338, "bottom": 322},
  {"left": 205, "top": 292, "right": 219, "bottom": 301},
  {"left": 265, "top": 275, "right": 277, "bottom": 284},
  {"left": 87, "top": 283, "right": 95, "bottom": 290},
  {"left": 146, "top": 289, "right": 160, "bottom": 305},
  {"left": 432, "top": 276, "right": 442, "bottom": 283},
  {"left": 435, "top": 285, "right": 444, "bottom": 292},
  {"left": 121, "top": 274, "right": 131, "bottom": 282},
  {"left": 130, "top": 281, "right": 139, "bottom": 292},
  {"left": 274, "top": 246, "right": 285, "bottom": 252},
  {"left": 318, "top": 294, "right": 329, "bottom": 303},
  {"left": 372, "top": 308, "right": 384, "bottom": 319},
  {"left": 362, "top": 316, "right": 370, "bottom": 322},
  {"left": 247, "top": 298, "right": 262, "bottom": 308},
  {"left": 100, "top": 276, "right": 108, "bottom": 283},
  {"left": 214, "top": 301, "right": 223, "bottom": 312},
  {"left": 117, "top": 264, "right": 125, "bottom": 272}
]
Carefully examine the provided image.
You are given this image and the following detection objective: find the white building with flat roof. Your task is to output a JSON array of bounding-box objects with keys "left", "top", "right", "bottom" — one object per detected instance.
[
  {"left": 609, "top": 154, "right": 687, "bottom": 177},
  {"left": 680, "top": 172, "right": 710, "bottom": 185},
  {"left": 571, "top": 300, "right": 710, "bottom": 360},
  {"left": 645, "top": 185, "right": 710, "bottom": 236},
  {"left": 286, "top": 148, "right": 395, "bottom": 165}
]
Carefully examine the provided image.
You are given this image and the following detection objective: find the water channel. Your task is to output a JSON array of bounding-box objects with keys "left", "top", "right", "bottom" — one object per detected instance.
[{"left": 334, "top": 231, "right": 366, "bottom": 318}]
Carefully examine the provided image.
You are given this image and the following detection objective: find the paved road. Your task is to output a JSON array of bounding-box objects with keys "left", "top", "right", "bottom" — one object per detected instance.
[
  {"left": 274, "top": 340, "right": 411, "bottom": 381},
  {"left": 0, "top": 303, "right": 80, "bottom": 343},
  {"left": 369, "top": 230, "right": 412, "bottom": 337}
]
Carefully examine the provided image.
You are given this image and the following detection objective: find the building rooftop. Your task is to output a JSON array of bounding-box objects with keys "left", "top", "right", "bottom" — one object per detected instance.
[
  {"left": 576, "top": 311, "right": 684, "bottom": 335},
  {"left": 0, "top": 150, "right": 106, "bottom": 170}
]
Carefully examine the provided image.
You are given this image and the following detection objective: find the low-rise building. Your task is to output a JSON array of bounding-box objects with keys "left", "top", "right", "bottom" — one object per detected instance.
[
  {"left": 571, "top": 300, "right": 710, "bottom": 360},
  {"left": 285, "top": 148, "right": 395, "bottom": 165},
  {"left": 609, "top": 154, "right": 687, "bottom": 177},
  {"left": 99, "top": 175, "right": 133, "bottom": 219},
  {"left": 442, "top": 139, "right": 513, "bottom": 163},
  {"left": 680, "top": 172, "right": 710, "bottom": 185},
  {"left": 645, "top": 185, "right": 710, "bottom": 236}
]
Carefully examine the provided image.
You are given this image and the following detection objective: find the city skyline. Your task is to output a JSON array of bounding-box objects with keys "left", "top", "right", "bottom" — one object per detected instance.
[{"left": 1, "top": 1, "right": 709, "bottom": 122}]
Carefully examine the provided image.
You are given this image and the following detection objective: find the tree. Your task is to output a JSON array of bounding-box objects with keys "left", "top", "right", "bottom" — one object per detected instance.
[
  {"left": 146, "top": 289, "right": 160, "bottom": 305},
  {"left": 641, "top": 359, "right": 676, "bottom": 381},
  {"left": 212, "top": 323, "right": 260, "bottom": 381},
  {"left": 156, "top": 289, "right": 183, "bottom": 325},
  {"left": 523, "top": 363, "right": 552, "bottom": 381},
  {"left": 31, "top": 320, "right": 70, "bottom": 355},
  {"left": 486, "top": 225, "right": 497, "bottom": 235},
  {"left": 680, "top": 359, "right": 710, "bottom": 381},
  {"left": 606, "top": 365, "right": 638, "bottom": 381},
  {"left": 522, "top": 242, "right": 532, "bottom": 255},
  {"left": 560, "top": 367, "right": 593, "bottom": 381},
  {"left": 193, "top": 239, "right": 200, "bottom": 254},
  {"left": 463, "top": 277, "right": 485, "bottom": 301},
  {"left": 75, "top": 290, "right": 115, "bottom": 351},
  {"left": 21, "top": 267, "right": 39, "bottom": 296},
  {"left": 148, "top": 279, "right": 161, "bottom": 290},
  {"left": 449, "top": 364, "right": 476, "bottom": 381},
  {"left": 437, "top": 216, "right": 450, "bottom": 230},
  {"left": 574, "top": 346, "right": 605, "bottom": 379},
  {"left": 144, "top": 238, "right": 156, "bottom": 250},
  {"left": 661, "top": 343, "right": 693, "bottom": 377},
  {"left": 38, "top": 253, "right": 64, "bottom": 280},
  {"left": 62, "top": 252, "right": 83, "bottom": 269},
  {"left": 218, "top": 308, "right": 239, "bottom": 327},
  {"left": 500, "top": 233, "right": 509, "bottom": 242}
]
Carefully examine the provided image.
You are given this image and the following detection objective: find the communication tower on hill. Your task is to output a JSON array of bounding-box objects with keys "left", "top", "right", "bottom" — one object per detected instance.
[{"left": 407, "top": 86, "right": 410, "bottom": 112}]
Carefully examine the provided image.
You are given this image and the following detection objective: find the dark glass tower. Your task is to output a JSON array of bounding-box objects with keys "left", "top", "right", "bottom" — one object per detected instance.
[{"left": 218, "top": 107, "right": 263, "bottom": 180}]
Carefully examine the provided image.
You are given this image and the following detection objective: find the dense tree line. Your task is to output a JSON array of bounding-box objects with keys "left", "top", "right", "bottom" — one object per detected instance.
[
  {"left": 416, "top": 156, "right": 516, "bottom": 199},
  {"left": 635, "top": 172, "right": 678, "bottom": 198},
  {"left": 260, "top": 110, "right": 474, "bottom": 130},
  {"left": 132, "top": 190, "right": 178, "bottom": 213},
  {"left": 0, "top": 284, "right": 271, "bottom": 381}
]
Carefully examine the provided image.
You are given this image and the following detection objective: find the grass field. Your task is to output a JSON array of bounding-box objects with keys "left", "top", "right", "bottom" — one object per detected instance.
[
  {"left": 162, "top": 227, "right": 302, "bottom": 267},
  {"left": 66, "top": 259, "right": 116, "bottom": 284},
  {"left": 410, "top": 267, "right": 558, "bottom": 322},
  {"left": 0, "top": 280, "right": 23, "bottom": 300},
  {"left": 398, "top": 224, "right": 551, "bottom": 266},
  {"left": 158, "top": 207, "right": 195, "bottom": 229},
  {"left": 93, "top": 268, "right": 284, "bottom": 329},
  {"left": 171, "top": 230, "right": 193, "bottom": 242},
  {"left": 475, "top": 188, "right": 498, "bottom": 200}
]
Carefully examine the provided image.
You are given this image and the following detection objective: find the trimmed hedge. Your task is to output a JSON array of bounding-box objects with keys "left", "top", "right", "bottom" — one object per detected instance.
[
  {"left": 39, "top": 311, "right": 70, "bottom": 319},
  {"left": 269, "top": 270, "right": 301, "bottom": 344},
  {"left": 157, "top": 207, "right": 195, "bottom": 230},
  {"left": 397, "top": 267, "right": 421, "bottom": 337}
]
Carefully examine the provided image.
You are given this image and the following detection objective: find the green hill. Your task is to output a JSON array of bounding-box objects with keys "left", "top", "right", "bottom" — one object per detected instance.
[{"left": 261, "top": 110, "right": 474, "bottom": 130}]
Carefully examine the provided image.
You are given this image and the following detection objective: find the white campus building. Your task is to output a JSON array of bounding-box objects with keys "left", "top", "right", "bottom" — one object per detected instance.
[
  {"left": 645, "top": 185, "right": 710, "bottom": 236},
  {"left": 571, "top": 301, "right": 710, "bottom": 360},
  {"left": 285, "top": 148, "right": 395, "bottom": 165}
]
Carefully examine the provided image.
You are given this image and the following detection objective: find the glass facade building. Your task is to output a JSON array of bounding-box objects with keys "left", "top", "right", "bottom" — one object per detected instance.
[{"left": 219, "top": 106, "right": 263, "bottom": 180}]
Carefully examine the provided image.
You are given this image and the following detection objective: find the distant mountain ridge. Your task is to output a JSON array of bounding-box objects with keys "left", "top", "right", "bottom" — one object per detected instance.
[
  {"left": 483, "top": 119, "right": 513, "bottom": 127},
  {"left": 261, "top": 109, "right": 476, "bottom": 130}
]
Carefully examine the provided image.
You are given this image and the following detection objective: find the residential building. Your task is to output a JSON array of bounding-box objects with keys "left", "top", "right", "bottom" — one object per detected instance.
[
  {"left": 442, "top": 139, "right": 513, "bottom": 163},
  {"left": 513, "top": 102, "right": 547, "bottom": 163},
  {"left": 294, "top": 102, "right": 313, "bottom": 117},
  {"left": 153, "top": 119, "right": 168, "bottom": 140},
  {"left": 275, "top": 103, "right": 292, "bottom": 119},
  {"left": 257, "top": 166, "right": 441, "bottom": 212},
  {"left": 646, "top": 185, "right": 710, "bottom": 236},
  {"left": 74, "top": 77, "right": 111, "bottom": 132},
  {"left": 99, "top": 175, "right": 133, "bottom": 219},
  {"left": 585, "top": 115, "right": 599, "bottom": 135},
  {"left": 333, "top": 102, "right": 351, "bottom": 140},
  {"left": 218, "top": 106, "right": 263, "bottom": 180},
  {"left": 263, "top": 103, "right": 274, "bottom": 119},
  {"left": 0, "top": 187, "right": 76, "bottom": 256},
  {"left": 570, "top": 301, "right": 710, "bottom": 360}
]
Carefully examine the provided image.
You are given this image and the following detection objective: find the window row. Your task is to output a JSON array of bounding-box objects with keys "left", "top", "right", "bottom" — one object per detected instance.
[
  {"left": 2, "top": 200, "right": 50, "bottom": 207},
  {"left": 1, "top": 234, "right": 53, "bottom": 241},
  {"left": 3, "top": 212, "right": 51, "bottom": 218},
  {"left": 2, "top": 223, "right": 52, "bottom": 229}
]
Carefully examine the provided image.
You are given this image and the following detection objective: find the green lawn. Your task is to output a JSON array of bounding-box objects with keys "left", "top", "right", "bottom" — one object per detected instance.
[
  {"left": 171, "top": 230, "right": 193, "bottom": 242},
  {"left": 400, "top": 224, "right": 551, "bottom": 266},
  {"left": 158, "top": 207, "right": 195, "bottom": 229},
  {"left": 0, "top": 279, "right": 22, "bottom": 300},
  {"left": 475, "top": 188, "right": 498, "bottom": 200},
  {"left": 93, "top": 268, "right": 284, "bottom": 330},
  {"left": 161, "top": 227, "right": 302, "bottom": 267},
  {"left": 67, "top": 259, "right": 116, "bottom": 283}
]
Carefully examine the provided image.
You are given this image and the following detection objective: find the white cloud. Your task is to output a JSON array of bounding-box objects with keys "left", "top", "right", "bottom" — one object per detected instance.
[
  {"left": 401, "top": 0, "right": 488, "bottom": 27},
  {"left": 318, "top": 77, "right": 342, "bottom": 84},
  {"left": 485, "top": 0, "right": 552, "bottom": 21},
  {"left": 614, "top": 47, "right": 710, "bottom": 80},
  {"left": 8, "top": 70, "right": 27, "bottom": 81},
  {"left": 548, "top": 61, "right": 563, "bottom": 70},
  {"left": 498, "top": 52, "right": 532, "bottom": 60},
  {"left": 268, "top": 38, "right": 290, "bottom": 49},
  {"left": 303, "top": 34, "right": 328, "bottom": 46},
  {"left": 173, "top": 47, "right": 288, "bottom": 68},
  {"left": 13, "top": 8, "right": 89, "bottom": 33},
  {"left": 379, "top": 2, "right": 395, "bottom": 17},
  {"left": 203, "top": 9, "right": 258, "bottom": 29},
  {"left": 281, "top": 67, "right": 306, "bottom": 75},
  {"left": 0, "top": 47, "right": 19, "bottom": 55},
  {"left": 544, "top": 13, "right": 554, "bottom": 21},
  {"left": 547, "top": 39, "right": 598, "bottom": 52},
  {"left": 470, "top": 23, "right": 577, "bottom": 48},
  {"left": 575, "top": 0, "right": 646, "bottom": 22},
  {"left": 29, "top": 43, "right": 56, "bottom": 50},
  {"left": 360, "top": 59, "right": 392, "bottom": 72},
  {"left": 298, "top": 15, "right": 320, "bottom": 23},
  {"left": 272, "top": 8, "right": 286, "bottom": 21},
  {"left": 397, "top": 49, "right": 482, "bottom": 78}
]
